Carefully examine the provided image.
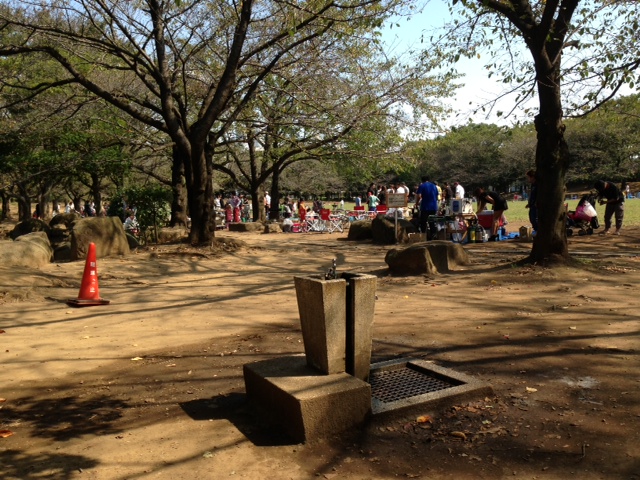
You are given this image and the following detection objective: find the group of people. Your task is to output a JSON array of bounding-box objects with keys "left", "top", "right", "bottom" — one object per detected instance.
[
  {"left": 360, "top": 180, "right": 469, "bottom": 214},
  {"left": 215, "top": 193, "right": 328, "bottom": 226},
  {"left": 413, "top": 171, "right": 630, "bottom": 241},
  {"left": 413, "top": 177, "right": 502, "bottom": 240},
  {"left": 277, "top": 197, "right": 321, "bottom": 221},
  {"left": 39, "top": 200, "right": 106, "bottom": 219},
  {"left": 413, "top": 177, "right": 506, "bottom": 241},
  {"left": 355, "top": 182, "right": 411, "bottom": 212},
  {"left": 215, "top": 193, "right": 252, "bottom": 224},
  {"left": 214, "top": 173, "right": 629, "bottom": 237}
]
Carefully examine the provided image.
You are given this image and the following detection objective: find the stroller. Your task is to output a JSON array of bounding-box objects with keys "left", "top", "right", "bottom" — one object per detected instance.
[{"left": 566, "top": 191, "right": 599, "bottom": 236}]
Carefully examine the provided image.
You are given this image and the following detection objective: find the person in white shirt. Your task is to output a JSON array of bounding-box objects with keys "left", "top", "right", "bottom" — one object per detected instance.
[
  {"left": 123, "top": 213, "right": 139, "bottom": 234},
  {"left": 454, "top": 182, "right": 465, "bottom": 199},
  {"left": 264, "top": 193, "right": 271, "bottom": 218},
  {"left": 393, "top": 182, "right": 409, "bottom": 218}
]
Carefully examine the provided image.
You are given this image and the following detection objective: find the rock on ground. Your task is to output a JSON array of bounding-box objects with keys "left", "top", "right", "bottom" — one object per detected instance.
[
  {"left": 371, "top": 214, "right": 417, "bottom": 244},
  {"left": 0, "top": 231, "right": 53, "bottom": 268},
  {"left": 70, "top": 216, "right": 130, "bottom": 261},
  {"left": 385, "top": 240, "right": 469, "bottom": 274},
  {"left": 347, "top": 220, "right": 372, "bottom": 241}
]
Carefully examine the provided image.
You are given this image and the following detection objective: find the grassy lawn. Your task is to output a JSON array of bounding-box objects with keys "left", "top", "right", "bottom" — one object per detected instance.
[
  {"left": 506, "top": 197, "right": 640, "bottom": 226},
  {"left": 335, "top": 197, "right": 640, "bottom": 226}
]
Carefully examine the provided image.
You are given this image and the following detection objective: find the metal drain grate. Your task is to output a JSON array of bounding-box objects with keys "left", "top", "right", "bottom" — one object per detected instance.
[{"left": 369, "top": 364, "right": 461, "bottom": 403}]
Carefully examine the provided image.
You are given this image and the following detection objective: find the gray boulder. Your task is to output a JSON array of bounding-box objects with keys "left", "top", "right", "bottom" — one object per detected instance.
[
  {"left": 385, "top": 241, "right": 469, "bottom": 275},
  {"left": 125, "top": 233, "right": 140, "bottom": 250},
  {"left": 70, "top": 217, "right": 130, "bottom": 261},
  {"left": 227, "top": 222, "right": 264, "bottom": 233},
  {"left": 264, "top": 222, "right": 283, "bottom": 234},
  {"left": 371, "top": 214, "right": 417, "bottom": 244},
  {"left": 9, "top": 218, "right": 50, "bottom": 240},
  {"left": 53, "top": 242, "right": 72, "bottom": 262},
  {"left": 49, "top": 212, "right": 81, "bottom": 230},
  {"left": 49, "top": 223, "right": 69, "bottom": 249},
  {"left": 49, "top": 214, "right": 80, "bottom": 255},
  {"left": 157, "top": 226, "right": 188, "bottom": 244},
  {"left": 0, "top": 231, "right": 53, "bottom": 268},
  {"left": 347, "top": 220, "right": 373, "bottom": 241}
]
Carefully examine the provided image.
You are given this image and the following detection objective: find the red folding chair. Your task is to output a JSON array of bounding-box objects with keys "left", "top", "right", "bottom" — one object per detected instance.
[
  {"left": 319, "top": 209, "right": 343, "bottom": 233},
  {"left": 351, "top": 205, "right": 367, "bottom": 220},
  {"left": 320, "top": 209, "right": 332, "bottom": 221}
]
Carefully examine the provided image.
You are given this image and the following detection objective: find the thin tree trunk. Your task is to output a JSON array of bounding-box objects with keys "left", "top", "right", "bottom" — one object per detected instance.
[
  {"left": 17, "top": 183, "right": 30, "bottom": 221},
  {"left": 250, "top": 188, "right": 262, "bottom": 222},
  {"left": 87, "top": 173, "right": 101, "bottom": 217},
  {"left": 269, "top": 167, "right": 281, "bottom": 221},
  {"left": 0, "top": 190, "right": 9, "bottom": 220}
]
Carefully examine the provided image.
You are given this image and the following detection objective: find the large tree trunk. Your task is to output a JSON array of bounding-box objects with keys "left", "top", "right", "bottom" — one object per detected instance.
[
  {"left": 169, "top": 147, "right": 188, "bottom": 227},
  {"left": 185, "top": 147, "right": 216, "bottom": 244},
  {"left": 529, "top": 63, "right": 569, "bottom": 263}
]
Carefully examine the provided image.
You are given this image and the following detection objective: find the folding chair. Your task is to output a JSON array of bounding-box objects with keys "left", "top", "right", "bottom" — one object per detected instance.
[
  {"left": 304, "top": 212, "right": 325, "bottom": 232},
  {"left": 320, "top": 209, "right": 344, "bottom": 233},
  {"left": 351, "top": 205, "right": 367, "bottom": 220}
]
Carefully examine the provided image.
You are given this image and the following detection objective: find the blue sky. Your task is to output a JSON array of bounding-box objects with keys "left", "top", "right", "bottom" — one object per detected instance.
[
  {"left": 382, "top": 0, "right": 638, "bottom": 132},
  {"left": 382, "top": 0, "right": 531, "bottom": 127}
]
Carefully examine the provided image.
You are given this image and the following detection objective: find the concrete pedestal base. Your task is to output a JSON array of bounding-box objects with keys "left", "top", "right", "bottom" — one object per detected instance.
[{"left": 243, "top": 355, "right": 371, "bottom": 443}]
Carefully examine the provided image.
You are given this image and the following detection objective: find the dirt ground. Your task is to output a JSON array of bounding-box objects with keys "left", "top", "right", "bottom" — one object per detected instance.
[{"left": 1, "top": 221, "right": 639, "bottom": 480}]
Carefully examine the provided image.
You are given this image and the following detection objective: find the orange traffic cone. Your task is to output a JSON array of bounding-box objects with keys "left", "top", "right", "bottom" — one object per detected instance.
[{"left": 67, "top": 242, "right": 110, "bottom": 307}]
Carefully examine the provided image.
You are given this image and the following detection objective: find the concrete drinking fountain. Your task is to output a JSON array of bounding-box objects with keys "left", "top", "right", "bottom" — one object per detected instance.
[{"left": 243, "top": 260, "right": 491, "bottom": 443}]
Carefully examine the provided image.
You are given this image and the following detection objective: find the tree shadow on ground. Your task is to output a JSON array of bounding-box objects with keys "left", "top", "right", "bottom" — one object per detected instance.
[
  {"left": 1, "top": 449, "right": 99, "bottom": 479},
  {"left": 4, "top": 395, "right": 128, "bottom": 441}
]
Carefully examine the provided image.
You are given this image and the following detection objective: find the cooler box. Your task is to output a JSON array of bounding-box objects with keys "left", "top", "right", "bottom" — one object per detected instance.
[{"left": 477, "top": 211, "right": 504, "bottom": 229}]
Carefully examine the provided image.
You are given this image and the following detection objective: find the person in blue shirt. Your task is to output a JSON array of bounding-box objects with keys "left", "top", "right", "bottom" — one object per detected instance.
[{"left": 414, "top": 176, "right": 439, "bottom": 239}]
